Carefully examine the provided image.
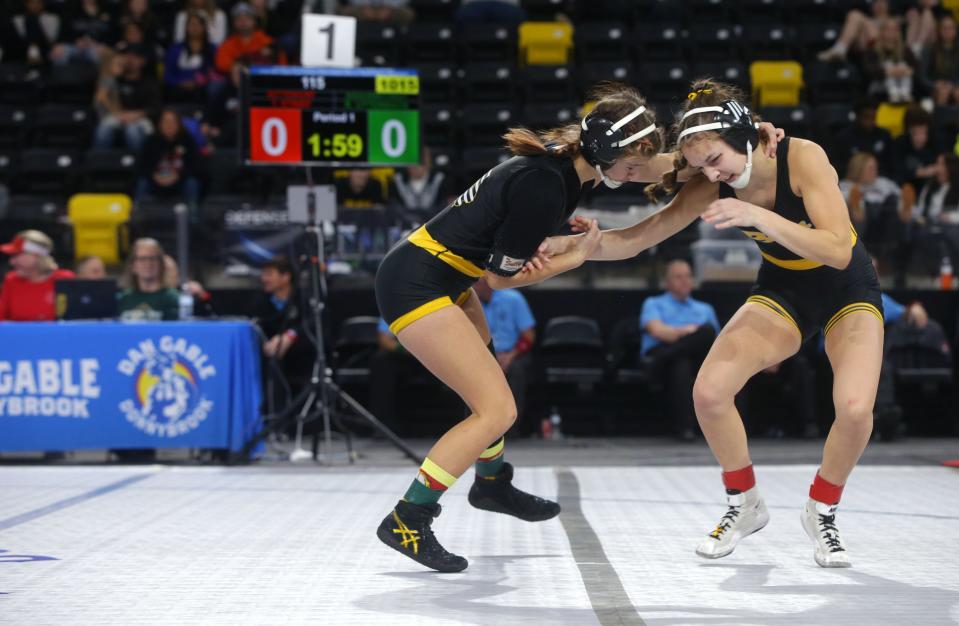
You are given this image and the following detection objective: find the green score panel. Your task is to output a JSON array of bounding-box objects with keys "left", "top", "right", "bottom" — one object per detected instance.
[{"left": 248, "top": 107, "right": 419, "bottom": 165}]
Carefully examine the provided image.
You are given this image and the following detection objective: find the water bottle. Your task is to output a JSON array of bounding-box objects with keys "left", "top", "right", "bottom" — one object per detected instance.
[
  {"left": 939, "top": 256, "right": 953, "bottom": 290},
  {"left": 549, "top": 406, "right": 563, "bottom": 440},
  {"left": 178, "top": 289, "right": 194, "bottom": 320},
  {"left": 540, "top": 415, "right": 553, "bottom": 440}
]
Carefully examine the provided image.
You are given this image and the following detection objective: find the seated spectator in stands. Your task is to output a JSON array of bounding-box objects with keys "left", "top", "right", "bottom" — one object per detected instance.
[
  {"left": 163, "top": 254, "right": 214, "bottom": 316},
  {"left": 75, "top": 254, "right": 107, "bottom": 279},
  {"left": 912, "top": 152, "right": 959, "bottom": 264},
  {"left": 0, "top": 230, "right": 75, "bottom": 321},
  {"left": 251, "top": 256, "right": 313, "bottom": 390},
  {"left": 9, "top": 0, "right": 60, "bottom": 66},
  {"left": 640, "top": 259, "right": 720, "bottom": 441},
  {"left": 51, "top": 0, "right": 115, "bottom": 67},
  {"left": 818, "top": 0, "right": 894, "bottom": 61},
  {"left": 833, "top": 101, "right": 895, "bottom": 178},
  {"left": 862, "top": 19, "right": 920, "bottom": 103},
  {"left": 336, "top": 168, "right": 385, "bottom": 209},
  {"left": 173, "top": 0, "right": 226, "bottom": 45},
  {"left": 118, "top": 238, "right": 179, "bottom": 320},
  {"left": 214, "top": 3, "right": 285, "bottom": 75},
  {"left": 893, "top": 105, "right": 940, "bottom": 191},
  {"left": 388, "top": 148, "right": 452, "bottom": 226},
  {"left": 248, "top": 0, "right": 297, "bottom": 41},
  {"left": 115, "top": 20, "right": 157, "bottom": 67},
  {"left": 92, "top": 43, "right": 160, "bottom": 152},
  {"left": 163, "top": 12, "right": 217, "bottom": 104},
  {"left": 338, "top": 0, "right": 414, "bottom": 26},
  {"left": 455, "top": 0, "right": 525, "bottom": 26},
  {"left": 117, "top": 0, "right": 157, "bottom": 49},
  {"left": 473, "top": 277, "right": 536, "bottom": 436},
  {"left": 921, "top": 13, "right": 959, "bottom": 105},
  {"left": 135, "top": 108, "right": 202, "bottom": 210},
  {"left": 840, "top": 152, "right": 907, "bottom": 263}
]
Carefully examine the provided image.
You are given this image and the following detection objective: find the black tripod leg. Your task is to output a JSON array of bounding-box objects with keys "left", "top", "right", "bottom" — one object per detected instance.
[{"left": 327, "top": 379, "right": 422, "bottom": 465}]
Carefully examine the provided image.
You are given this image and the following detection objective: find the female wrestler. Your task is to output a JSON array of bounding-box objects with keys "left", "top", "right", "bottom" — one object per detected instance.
[
  {"left": 546, "top": 79, "right": 883, "bottom": 568},
  {"left": 374, "top": 83, "right": 663, "bottom": 572}
]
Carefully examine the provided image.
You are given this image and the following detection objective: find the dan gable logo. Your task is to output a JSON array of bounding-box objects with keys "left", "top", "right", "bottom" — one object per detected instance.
[{"left": 118, "top": 336, "right": 216, "bottom": 437}]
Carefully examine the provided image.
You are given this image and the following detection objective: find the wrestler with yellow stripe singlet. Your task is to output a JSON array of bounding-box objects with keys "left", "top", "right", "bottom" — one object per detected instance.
[
  {"left": 374, "top": 83, "right": 668, "bottom": 572},
  {"left": 543, "top": 79, "right": 884, "bottom": 569}
]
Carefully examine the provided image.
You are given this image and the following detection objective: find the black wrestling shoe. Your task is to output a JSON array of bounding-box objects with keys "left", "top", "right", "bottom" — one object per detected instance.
[
  {"left": 468, "top": 462, "right": 561, "bottom": 522},
  {"left": 376, "top": 500, "right": 468, "bottom": 573}
]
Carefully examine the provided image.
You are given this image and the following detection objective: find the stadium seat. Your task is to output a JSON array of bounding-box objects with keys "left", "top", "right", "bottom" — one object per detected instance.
[
  {"left": 638, "top": 61, "right": 691, "bottom": 103},
  {"left": 632, "top": 22, "right": 684, "bottom": 62},
  {"left": 876, "top": 102, "right": 908, "bottom": 138},
  {"left": 686, "top": 23, "right": 740, "bottom": 60},
  {"left": 409, "top": 0, "right": 458, "bottom": 21},
  {"left": 576, "top": 62, "right": 634, "bottom": 99},
  {"left": 749, "top": 60, "right": 803, "bottom": 107},
  {"left": 0, "top": 64, "right": 41, "bottom": 105},
  {"left": 691, "top": 61, "right": 750, "bottom": 94},
  {"left": 415, "top": 63, "right": 459, "bottom": 105},
  {"left": 44, "top": 63, "right": 98, "bottom": 105},
  {"left": 759, "top": 105, "right": 812, "bottom": 139},
  {"left": 685, "top": 0, "right": 732, "bottom": 22},
  {"left": 80, "top": 149, "right": 138, "bottom": 194},
  {"left": 460, "top": 62, "right": 519, "bottom": 106},
  {"left": 522, "top": 102, "right": 578, "bottom": 130},
  {"left": 460, "top": 146, "right": 511, "bottom": 186},
  {"left": 606, "top": 316, "right": 651, "bottom": 385},
  {"left": 460, "top": 24, "right": 517, "bottom": 64},
  {"left": 797, "top": 22, "right": 841, "bottom": 63},
  {"left": 0, "top": 196, "right": 69, "bottom": 256},
  {"left": 518, "top": 21, "right": 573, "bottom": 66},
  {"left": 0, "top": 105, "right": 32, "bottom": 151},
  {"left": 539, "top": 316, "right": 606, "bottom": 390},
  {"left": 0, "top": 152, "right": 16, "bottom": 186},
  {"left": 811, "top": 103, "right": 855, "bottom": 143},
  {"left": 741, "top": 23, "right": 794, "bottom": 62},
  {"left": 32, "top": 105, "right": 94, "bottom": 150},
  {"left": 14, "top": 149, "right": 80, "bottom": 197},
  {"left": 67, "top": 193, "right": 132, "bottom": 264},
  {"left": 460, "top": 104, "right": 518, "bottom": 146},
  {"left": 523, "top": 65, "right": 577, "bottom": 104},
  {"left": 404, "top": 23, "right": 457, "bottom": 64},
  {"left": 521, "top": 0, "right": 570, "bottom": 21},
  {"left": 421, "top": 104, "right": 459, "bottom": 148},
  {"left": 574, "top": 21, "right": 630, "bottom": 64},
  {"left": 736, "top": 0, "right": 786, "bottom": 23},
  {"left": 805, "top": 61, "right": 862, "bottom": 105},
  {"left": 356, "top": 22, "right": 402, "bottom": 67},
  {"left": 332, "top": 316, "right": 381, "bottom": 385}
]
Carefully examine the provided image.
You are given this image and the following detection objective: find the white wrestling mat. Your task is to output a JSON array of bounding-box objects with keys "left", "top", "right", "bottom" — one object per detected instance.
[{"left": 2, "top": 464, "right": 957, "bottom": 625}]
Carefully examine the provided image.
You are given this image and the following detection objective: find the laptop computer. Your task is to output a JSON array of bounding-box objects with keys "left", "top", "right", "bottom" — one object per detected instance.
[{"left": 56, "top": 279, "right": 119, "bottom": 320}]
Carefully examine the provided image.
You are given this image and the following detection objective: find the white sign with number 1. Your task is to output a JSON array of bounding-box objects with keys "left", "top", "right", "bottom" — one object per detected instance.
[{"left": 301, "top": 14, "right": 356, "bottom": 68}]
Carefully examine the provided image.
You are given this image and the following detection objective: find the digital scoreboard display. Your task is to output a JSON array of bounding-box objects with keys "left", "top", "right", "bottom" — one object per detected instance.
[{"left": 240, "top": 66, "right": 420, "bottom": 166}]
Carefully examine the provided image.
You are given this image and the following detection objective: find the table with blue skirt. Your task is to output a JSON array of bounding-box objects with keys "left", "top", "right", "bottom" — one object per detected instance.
[{"left": 0, "top": 321, "right": 263, "bottom": 454}]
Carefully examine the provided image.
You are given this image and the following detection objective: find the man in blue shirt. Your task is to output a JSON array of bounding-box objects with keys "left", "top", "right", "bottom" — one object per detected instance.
[
  {"left": 640, "top": 259, "right": 720, "bottom": 440},
  {"left": 473, "top": 277, "right": 536, "bottom": 436}
]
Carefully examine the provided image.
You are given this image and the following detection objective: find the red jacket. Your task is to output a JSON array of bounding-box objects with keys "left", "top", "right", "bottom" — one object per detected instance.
[
  {"left": 215, "top": 30, "right": 286, "bottom": 74},
  {"left": 0, "top": 269, "right": 76, "bottom": 321}
]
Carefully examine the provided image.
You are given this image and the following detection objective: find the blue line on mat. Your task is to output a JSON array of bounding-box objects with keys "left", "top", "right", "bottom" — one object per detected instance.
[{"left": 0, "top": 473, "right": 154, "bottom": 531}]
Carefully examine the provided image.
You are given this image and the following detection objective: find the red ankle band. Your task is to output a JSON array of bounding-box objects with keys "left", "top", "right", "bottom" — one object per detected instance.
[
  {"left": 722, "top": 465, "right": 756, "bottom": 492},
  {"left": 809, "top": 472, "right": 844, "bottom": 505}
]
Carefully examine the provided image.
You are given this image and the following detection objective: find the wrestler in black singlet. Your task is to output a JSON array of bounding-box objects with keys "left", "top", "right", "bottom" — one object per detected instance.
[
  {"left": 719, "top": 137, "right": 884, "bottom": 341},
  {"left": 376, "top": 152, "right": 588, "bottom": 334}
]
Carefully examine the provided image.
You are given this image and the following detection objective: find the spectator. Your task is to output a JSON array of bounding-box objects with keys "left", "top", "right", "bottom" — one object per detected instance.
[
  {"left": 640, "top": 259, "right": 720, "bottom": 441},
  {"left": 338, "top": 0, "right": 414, "bottom": 26},
  {"left": 214, "top": 2, "right": 285, "bottom": 75},
  {"left": 862, "top": 18, "right": 920, "bottom": 103},
  {"left": 248, "top": 0, "right": 296, "bottom": 41},
  {"left": 9, "top": 0, "right": 60, "bottom": 65},
  {"left": 336, "top": 168, "right": 385, "bottom": 209},
  {"left": 92, "top": 44, "right": 160, "bottom": 151},
  {"left": 473, "top": 277, "right": 536, "bottom": 436},
  {"left": 75, "top": 254, "right": 107, "bottom": 278},
  {"left": 388, "top": 148, "right": 453, "bottom": 226},
  {"left": 893, "top": 105, "right": 940, "bottom": 191},
  {"left": 905, "top": 0, "right": 945, "bottom": 58},
  {"left": 455, "top": 0, "right": 526, "bottom": 26},
  {"left": 833, "top": 101, "right": 895, "bottom": 177},
  {"left": 921, "top": 13, "right": 959, "bottom": 106},
  {"left": 0, "top": 230, "right": 75, "bottom": 321},
  {"left": 173, "top": 0, "right": 227, "bottom": 45},
  {"left": 164, "top": 12, "right": 217, "bottom": 103},
  {"left": 117, "top": 0, "right": 157, "bottom": 48},
  {"left": 51, "top": 0, "right": 115, "bottom": 67},
  {"left": 251, "top": 256, "right": 313, "bottom": 390},
  {"left": 817, "top": 0, "right": 894, "bottom": 62},
  {"left": 840, "top": 152, "right": 907, "bottom": 262},
  {"left": 115, "top": 19, "right": 156, "bottom": 67},
  {"left": 912, "top": 152, "right": 959, "bottom": 265},
  {"left": 163, "top": 254, "right": 214, "bottom": 316},
  {"left": 118, "top": 238, "right": 179, "bottom": 321},
  {"left": 135, "top": 108, "right": 203, "bottom": 210}
]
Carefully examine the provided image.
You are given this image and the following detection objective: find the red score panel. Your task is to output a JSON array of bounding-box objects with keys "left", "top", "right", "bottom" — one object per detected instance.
[{"left": 249, "top": 107, "right": 302, "bottom": 163}]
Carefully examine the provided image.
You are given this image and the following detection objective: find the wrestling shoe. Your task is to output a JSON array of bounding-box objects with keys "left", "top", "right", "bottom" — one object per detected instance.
[
  {"left": 376, "top": 500, "right": 468, "bottom": 573},
  {"left": 801, "top": 499, "right": 851, "bottom": 568},
  {"left": 696, "top": 487, "right": 769, "bottom": 559},
  {"left": 468, "top": 462, "right": 560, "bottom": 522}
]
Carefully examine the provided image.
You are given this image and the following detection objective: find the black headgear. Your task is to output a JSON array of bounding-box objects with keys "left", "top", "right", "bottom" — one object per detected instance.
[
  {"left": 678, "top": 100, "right": 758, "bottom": 154},
  {"left": 580, "top": 105, "right": 657, "bottom": 168}
]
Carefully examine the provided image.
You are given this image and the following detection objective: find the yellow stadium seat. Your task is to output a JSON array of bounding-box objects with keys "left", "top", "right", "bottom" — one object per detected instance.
[
  {"left": 67, "top": 193, "right": 132, "bottom": 264},
  {"left": 749, "top": 61, "right": 803, "bottom": 107},
  {"left": 519, "top": 21, "right": 573, "bottom": 66},
  {"left": 876, "top": 102, "right": 908, "bottom": 138},
  {"left": 944, "top": 0, "right": 959, "bottom": 20}
]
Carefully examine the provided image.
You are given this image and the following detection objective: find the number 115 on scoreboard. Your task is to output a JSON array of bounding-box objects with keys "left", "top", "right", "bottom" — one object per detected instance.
[{"left": 248, "top": 107, "right": 420, "bottom": 165}]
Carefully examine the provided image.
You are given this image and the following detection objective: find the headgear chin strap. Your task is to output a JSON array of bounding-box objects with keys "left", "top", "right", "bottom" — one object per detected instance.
[
  {"left": 727, "top": 141, "right": 753, "bottom": 189},
  {"left": 580, "top": 104, "right": 657, "bottom": 188}
]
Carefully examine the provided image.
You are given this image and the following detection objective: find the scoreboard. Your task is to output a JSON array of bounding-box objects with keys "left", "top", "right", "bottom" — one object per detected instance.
[{"left": 240, "top": 66, "right": 420, "bottom": 166}]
